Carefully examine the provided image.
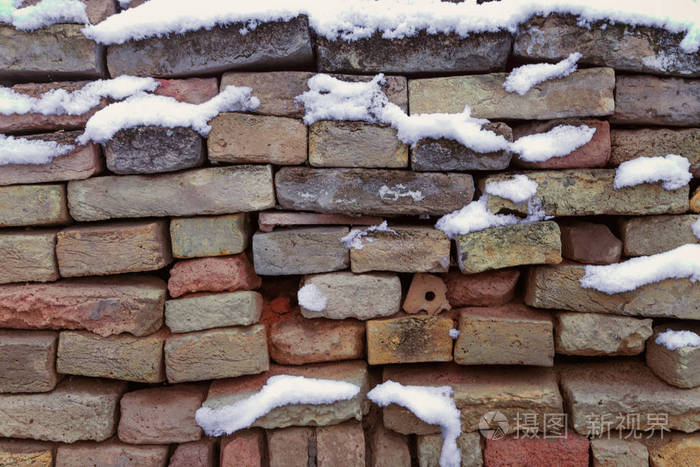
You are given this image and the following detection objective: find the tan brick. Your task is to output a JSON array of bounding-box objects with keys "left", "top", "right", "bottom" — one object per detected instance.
[
  {"left": 0, "top": 230, "right": 58, "bottom": 284},
  {"left": 169, "top": 439, "right": 217, "bottom": 467},
  {"left": 317, "top": 420, "right": 365, "bottom": 467},
  {"left": 221, "top": 429, "right": 264, "bottom": 467},
  {"left": 267, "top": 427, "right": 313, "bottom": 467},
  {"left": 591, "top": 439, "right": 649, "bottom": 467},
  {"left": 0, "top": 184, "right": 70, "bottom": 227},
  {"left": 0, "top": 330, "right": 57, "bottom": 393},
  {"left": 555, "top": 312, "right": 653, "bottom": 356},
  {"left": 444, "top": 269, "right": 520, "bottom": 307},
  {"left": 170, "top": 214, "right": 250, "bottom": 259},
  {"left": 166, "top": 291, "right": 262, "bottom": 333},
  {"left": 168, "top": 254, "right": 261, "bottom": 298},
  {"left": 367, "top": 315, "right": 453, "bottom": 365},
  {"left": 649, "top": 435, "right": 700, "bottom": 467},
  {"left": 646, "top": 323, "right": 700, "bottom": 389},
  {"left": 620, "top": 215, "right": 699, "bottom": 257},
  {"left": 693, "top": 188, "right": 700, "bottom": 213},
  {"left": 0, "top": 440, "right": 54, "bottom": 467},
  {"left": 611, "top": 128, "right": 700, "bottom": 176},
  {"left": 613, "top": 75, "right": 700, "bottom": 126},
  {"left": 55, "top": 439, "right": 169, "bottom": 467},
  {"left": 417, "top": 432, "right": 483, "bottom": 467}
]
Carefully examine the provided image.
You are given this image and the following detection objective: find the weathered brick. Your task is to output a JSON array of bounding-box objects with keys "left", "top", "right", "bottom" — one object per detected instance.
[
  {"left": 559, "top": 221, "right": 622, "bottom": 265},
  {"left": 317, "top": 420, "right": 365, "bottom": 467},
  {"left": 0, "top": 330, "right": 58, "bottom": 393},
  {"left": 276, "top": 167, "right": 474, "bottom": 216},
  {"left": 267, "top": 427, "right": 313, "bottom": 467},
  {"left": 455, "top": 305, "right": 554, "bottom": 366},
  {"left": 369, "top": 423, "right": 412, "bottom": 467},
  {"left": 221, "top": 429, "right": 265, "bottom": 467},
  {"left": 367, "top": 315, "right": 453, "bottom": 365},
  {"left": 444, "top": 269, "right": 520, "bottom": 307},
  {"left": 409, "top": 68, "right": 615, "bottom": 118},
  {"left": 555, "top": 312, "right": 653, "bottom": 356},
  {"left": 417, "top": 432, "right": 483, "bottom": 467},
  {"left": 590, "top": 439, "right": 649, "bottom": 467},
  {"left": 0, "top": 440, "right": 54, "bottom": 467},
  {"left": 55, "top": 439, "right": 169, "bottom": 467},
  {"left": 620, "top": 215, "right": 699, "bottom": 257},
  {"left": 0, "top": 276, "right": 166, "bottom": 336},
  {"left": 165, "top": 325, "right": 269, "bottom": 383},
  {"left": 0, "top": 184, "right": 70, "bottom": 227},
  {"left": 483, "top": 433, "right": 589, "bottom": 467},
  {"left": 56, "top": 329, "right": 167, "bottom": 383},
  {"left": 166, "top": 291, "right": 262, "bottom": 333},
  {"left": 0, "top": 377, "right": 126, "bottom": 442},
  {"left": 169, "top": 439, "right": 217, "bottom": 467},
  {"left": 67, "top": 165, "right": 275, "bottom": 221},
  {"left": 351, "top": 226, "right": 451, "bottom": 273},
  {"left": 154, "top": 77, "right": 219, "bottom": 104},
  {"left": 693, "top": 188, "right": 700, "bottom": 213},
  {"left": 611, "top": 128, "right": 700, "bottom": 176},
  {"left": 168, "top": 254, "right": 261, "bottom": 298},
  {"left": 646, "top": 323, "right": 700, "bottom": 389},
  {"left": 648, "top": 434, "right": 700, "bottom": 467},
  {"left": 613, "top": 75, "right": 700, "bottom": 126},
  {"left": 0, "top": 230, "right": 58, "bottom": 284},
  {"left": 170, "top": 214, "right": 250, "bottom": 259},
  {"left": 118, "top": 384, "right": 207, "bottom": 444},
  {"left": 253, "top": 227, "right": 350, "bottom": 275},
  {"left": 56, "top": 220, "right": 172, "bottom": 277},
  {"left": 258, "top": 211, "right": 383, "bottom": 232}
]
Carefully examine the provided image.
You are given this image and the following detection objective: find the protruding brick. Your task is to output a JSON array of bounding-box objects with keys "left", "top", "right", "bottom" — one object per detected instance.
[
  {"left": 258, "top": 211, "right": 383, "bottom": 232},
  {"left": 646, "top": 323, "right": 700, "bottom": 389},
  {"left": 168, "top": 254, "right": 261, "bottom": 298},
  {"left": 555, "top": 312, "right": 653, "bottom": 356},
  {"left": 613, "top": 75, "right": 700, "bottom": 126},
  {"left": 484, "top": 433, "right": 589, "bottom": 467},
  {"left": 221, "top": 429, "right": 265, "bottom": 467},
  {"left": 0, "top": 184, "right": 70, "bottom": 227},
  {"left": 417, "top": 432, "right": 483, "bottom": 467},
  {"left": 367, "top": 315, "right": 453, "bottom": 365},
  {"left": 0, "top": 440, "right": 54, "bottom": 467},
  {"left": 56, "top": 329, "right": 167, "bottom": 383},
  {"left": 169, "top": 439, "right": 217, "bottom": 467},
  {"left": 0, "top": 330, "right": 58, "bottom": 393},
  {"left": 620, "top": 215, "right": 699, "bottom": 257},
  {"left": 0, "top": 230, "right": 58, "bottom": 284},
  {"left": 166, "top": 291, "right": 262, "bottom": 333},
  {"left": 165, "top": 326, "right": 269, "bottom": 383},
  {"left": 170, "top": 213, "right": 251, "bottom": 259},
  {"left": 267, "top": 427, "right": 313, "bottom": 467},
  {"left": 559, "top": 221, "right": 622, "bottom": 264},
  {"left": 591, "top": 439, "right": 649, "bottom": 467},
  {"left": 317, "top": 420, "right": 365, "bottom": 467},
  {"left": 369, "top": 423, "right": 411, "bottom": 467},
  {"left": 611, "top": 128, "right": 700, "bottom": 176},
  {"left": 55, "top": 439, "right": 169, "bottom": 467},
  {"left": 444, "top": 269, "right": 520, "bottom": 307}
]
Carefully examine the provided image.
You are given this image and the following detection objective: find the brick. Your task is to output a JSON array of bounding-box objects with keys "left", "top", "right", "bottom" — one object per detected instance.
[
  {"left": 0, "top": 230, "right": 58, "bottom": 284},
  {"left": 166, "top": 291, "right": 262, "bottom": 333},
  {"left": 525, "top": 264, "right": 700, "bottom": 319},
  {"left": 169, "top": 439, "right": 216, "bottom": 467},
  {"left": 693, "top": 188, "right": 700, "bottom": 213},
  {"left": 590, "top": 439, "right": 649, "bottom": 467},
  {"left": 648, "top": 435, "right": 700, "bottom": 467},
  {"left": 155, "top": 77, "right": 219, "bottom": 104},
  {"left": 0, "top": 184, "right": 70, "bottom": 227},
  {"left": 83, "top": 0, "right": 119, "bottom": 24},
  {"left": 484, "top": 170, "right": 688, "bottom": 217},
  {"left": 253, "top": 227, "right": 350, "bottom": 275},
  {"left": 0, "top": 276, "right": 165, "bottom": 336},
  {"left": 369, "top": 423, "right": 411, "bottom": 467},
  {"left": 221, "top": 429, "right": 265, "bottom": 467},
  {"left": 0, "top": 330, "right": 58, "bottom": 393},
  {"left": 0, "top": 440, "right": 54, "bottom": 467},
  {"left": 560, "top": 360, "right": 700, "bottom": 434},
  {"left": 613, "top": 75, "right": 700, "bottom": 126},
  {"left": 620, "top": 215, "right": 699, "bottom": 257},
  {"left": 483, "top": 433, "right": 589, "bottom": 467},
  {"left": 208, "top": 113, "right": 307, "bottom": 165},
  {"left": 168, "top": 254, "right": 261, "bottom": 298},
  {"left": 555, "top": 312, "right": 653, "bottom": 356},
  {"left": 611, "top": 128, "right": 700, "bottom": 176},
  {"left": 456, "top": 221, "right": 562, "bottom": 273},
  {"left": 276, "top": 167, "right": 474, "bottom": 216},
  {"left": 56, "top": 220, "right": 172, "bottom": 277},
  {"left": 203, "top": 361, "right": 369, "bottom": 429},
  {"left": 165, "top": 325, "right": 269, "bottom": 383},
  {"left": 170, "top": 213, "right": 250, "bottom": 259},
  {"left": 646, "top": 323, "right": 700, "bottom": 389},
  {"left": 118, "top": 384, "right": 207, "bottom": 444},
  {"left": 351, "top": 226, "right": 451, "bottom": 273},
  {"left": 560, "top": 221, "right": 622, "bottom": 264},
  {"left": 444, "top": 269, "right": 520, "bottom": 307},
  {"left": 258, "top": 211, "right": 383, "bottom": 232},
  {"left": 317, "top": 420, "right": 365, "bottom": 467},
  {"left": 55, "top": 439, "right": 169, "bottom": 467},
  {"left": 267, "top": 427, "right": 313, "bottom": 467},
  {"left": 107, "top": 16, "right": 313, "bottom": 77},
  {"left": 300, "top": 272, "right": 401, "bottom": 320},
  {"left": 367, "top": 315, "right": 453, "bottom": 365},
  {"left": 56, "top": 329, "right": 167, "bottom": 383},
  {"left": 455, "top": 305, "right": 554, "bottom": 366},
  {"left": 67, "top": 165, "right": 275, "bottom": 221},
  {"left": 418, "top": 432, "right": 483, "bottom": 467},
  {"left": 409, "top": 68, "right": 615, "bottom": 118},
  {"left": 0, "top": 377, "right": 126, "bottom": 442}
]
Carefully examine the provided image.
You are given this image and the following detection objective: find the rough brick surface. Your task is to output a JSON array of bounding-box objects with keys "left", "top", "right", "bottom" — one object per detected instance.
[
  {"left": 369, "top": 423, "right": 412, "bottom": 467},
  {"left": 559, "top": 221, "right": 622, "bottom": 265},
  {"left": 0, "top": 184, "right": 70, "bottom": 227},
  {"left": 166, "top": 291, "right": 263, "bottom": 333},
  {"left": 555, "top": 312, "right": 653, "bottom": 356},
  {"left": 0, "top": 230, "right": 58, "bottom": 284},
  {"left": 646, "top": 323, "right": 700, "bottom": 389},
  {"left": 648, "top": 435, "right": 700, "bottom": 467},
  {"left": 169, "top": 439, "right": 216, "bottom": 467},
  {"left": 168, "top": 254, "right": 261, "bottom": 298},
  {"left": 613, "top": 75, "right": 700, "bottom": 126},
  {"left": 444, "top": 269, "right": 520, "bottom": 307},
  {"left": 611, "top": 128, "right": 700, "bottom": 176},
  {"left": 620, "top": 215, "right": 699, "bottom": 257},
  {"left": 0, "top": 440, "right": 54, "bottom": 467},
  {"left": 170, "top": 214, "right": 250, "bottom": 259},
  {"left": 418, "top": 433, "right": 483, "bottom": 467},
  {"left": 55, "top": 439, "right": 170, "bottom": 467},
  {"left": 317, "top": 421, "right": 365, "bottom": 467},
  {"left": 267, "top": 427, "right": 313, "bottom": 467},
  {"left": 367, "top": 315, "right": 455, "bottom": 365},
  {"left": 258, "top": 211, "right": 383, "bottom": 232},
  {"left": 221, "top": 429, "right": 265, "bottom": 467},
  {"left": 483, "top": 433, "right": 590, "bottom": 467},
  {"left": 591, "top": 439, "right": 649, "bottom": 467},
  {"left": 0, "top": 330, "right": 58, "bottom": 393}
]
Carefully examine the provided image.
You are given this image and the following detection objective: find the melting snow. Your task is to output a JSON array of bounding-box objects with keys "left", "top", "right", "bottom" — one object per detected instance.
[
  {"left": 297, "top": 284, "right": 328, "bottom": 312},
  {"left": 339, "top": 220, "right": 397, "bottom": 250},
  {"left": 484, "top": 174, "right": 538, "bottom": 204},
  {"left": 0, "top": 134, "right": 75, "bottom": 166},
  {"left": 655, "top": 329, "right": 700, "bottom": 350},
  {"left": 504, "top": 52, "right": 582, "bottom": 95},
  {"left": 613, "top": 154, "right": 692, "bottom": 191}
]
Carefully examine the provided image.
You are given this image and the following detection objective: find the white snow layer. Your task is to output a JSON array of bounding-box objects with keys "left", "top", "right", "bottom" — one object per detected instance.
[
  {"left": 368, "top": 380, "right": 462, "bottom": 467},
  {"left": 195, "top": 375, "right": 360, "bottom": 437},
  {"left": 339, "top": 220, "right": 397, "bottom": 250},
  {"left": 0, "top": 0, "right": 88, "bottom": 30},
  {"left": 580, "top": 244, "right": 700, "bottom": 294},
  {"left": 504, "top": 52, "right": 582, "bottom": 95},
  {"left": 77, "top": 85, "right": 259, "bottom": 144},
  {"left": 82, "top": 0, "right": 700, "bottom": 54},
  {"left": 655, "top": 329, "right": 700, "bottom": 350},
  {"left": 484, "top": 175, "right": 538, "bottom": 204},
  {"left": 0, "top": 134, "right": 75, "bottom": 166},
  {"left": 510, "top": 125, "right": 596, "bottom": 162},
  {"left": 297, "top": 284, "right": 328, "bottom": 312},
  {"left": 449, "top": 328, "right": 460, "bottom": 339},
  {"left": 614, "top": 154, "right": 692, "bottom": 191},
  {"left": 693, "top": 217, "right": 700, "bottom": 240}
]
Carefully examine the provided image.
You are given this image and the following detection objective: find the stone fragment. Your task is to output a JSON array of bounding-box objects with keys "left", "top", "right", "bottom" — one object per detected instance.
[
  {"left": 166, "top": 291, "right": 262, "bottom": 333},
  {"left": 611, "top": 128, "right": 700, "bottom": 176},
  {"left": 417, "top": 432, "right": 483, "bottom": 467},
  {"left": 252, "top": 227, "right": 350, "bottom": 275},
  {"left": 483, "top": 433, "right": 589, "bottom": 467},
  {"left": 646, "top": 323, "right": 700, "bottom": 389},
  {"left": 0, "top": 330, "right": 58, "bottom": 393},
  {"left": 267, "top": 427, "right": 313, "bottom": 467},
  {"left": 369, "top": 423, "right": 412, "bottom": 467},
  {"left": 0, "top": 440, "right": 54, "bottom": 467},
  {"left": 0, "top": 377, "right": 126, "bottom": 442},
  {"left": 484, "top": 170, "right": 688, "bottom": 217},
  {"left": 105, "top": 126, "right": 204, "bottom": 174},
  {"left": 613, "top": 75, "right": 700, "bottom": 126},
  {"left": 351, "top": 226, "right": 451, "bottom": 273},
  {"left": 456, "top": 221, "right": 562, "bottom": 274},
  {"left": 591, "top": 439, "right": 649, "bottom": 467},
  {"left": 316, "top": 31, "right": 512, "bottom": 73},
  {"left": 559, "top": 221, "right": 622, "bottom": 265},
  {"left": 444, "top": 269, "right": 520, "bottom": 307},
  {"left": 411, "top": 122, "right": 512, "bottom": 172},
  {"left": 55, "top": 440, "right": 169, "bottom": 467},
  {"left": 620, "top": 215, "right": 699, "bottom": 257},
  {"left": 276, "top": 167, "right": 474, "bottom": 216},
  {"left": 220, "top": 430, "right": 265, "bottom": 467},
  {"left": 0, "top": 276, "right": 166, "bottom": 336},
  {"left": 560, "top": 360, "right": 700, "bottom": 434},
  {"left": 118, "top": 384, "right": 207, "bottom": 444},
  {"left": 0, "top": 230, "right": 58, "bottom": 284},
  {"left": 68, "top": 165, "right": 275, "bottom": 221},
  {"left": 170, "top": 213, "right": 250, "bottom": 259},
  {"left": 169, "top": 439, "right": 217, "bottom": 467},
  {"left": 455, "top": 305, "right": 554, "bottom": 366},
  {"left": 258, "top": 211, "right": 383, "bottom": 232},
  {"left": 409, "top": 68, "right": 615, "bottom": 118},
  {"left": 317, "top": 420, "right": 365, "bottom": 467},
  {"left": 402, "top": 273, "right": 451, "bottom": 315},
  {"left": 648, "top": 435, "right": 700, "bottom": 467},
  {"left": 56, "top": 329, "right": 167, "bottom": 383},
  {"left": 168, "top": 254, "right": 261, "bottom": 298},
  {"left": 164, "top": 325, "right": 269, "bottom": 383},
  {"left": 366, "top": 315, "right": 454, "bottom": 365},
  {"left": 555, "top": 312, "right": 653, "bottom": 356},
  {"left": 0, "top": 184, "right": 70, "bottom": 227},
  {"left": 107, "top": 17, "right": 313, "bottom": 77},
  {"left": 300, "top": 272, "right": 401, "bottom": 320},
  {"left": 525, "top": 264, "right": 700, "bottom": 319},
  {"left": 208, "top": 113, "right": 307, "bottom": 165},
  {"left": 56, "top": 220, "right": 172, "bottom": 277}
]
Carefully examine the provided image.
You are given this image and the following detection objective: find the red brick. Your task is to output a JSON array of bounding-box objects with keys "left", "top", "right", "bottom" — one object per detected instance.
[
  {"left": 169, "top": 439, "right": 217, "bottom": 467},
  {"left": 155, "top": 78, "right": 219, "bottom": 104},
  {"left": 55, "top": 439, "right": 169, "bottom": 467},
  {"left": 369, "top": 423, "right": 411, "bottom": 467},
  {"left": 317, "top": 420, "right": 365, "bottom": 467},
  {"left": 560, "top": 221, "right": 622, "bottom": 265},
  {"left": 484, "top": 433, "right": 589, "bottom": 467},
  {"left": 444, "top": 269, "right": 520, "bottom": 307},
  {"left": 221, "top": 429, "right": 265, "bottom": 467},
  {"left": 266, "top": 427, "right": 313, "bottom": 467},
  {"left": 0, "top": 330, "right": 58, "bottom": 393},
  {"left": 168, "top": 254, "right": 261, "bottom": 298}
]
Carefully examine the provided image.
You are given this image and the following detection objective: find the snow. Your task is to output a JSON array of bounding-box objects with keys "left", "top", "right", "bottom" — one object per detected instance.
[
  {"left": 297, "top": 284, "right": 328, "bottom": 312},
  {"left": 693, "top": 217, "right": 700, "bottom": 240},
  {"left": 379, "top": 184, "right": 425, "bottom": 202},
  {"left": 339, "top": 220, "right": 397, "bottom": 250},
  {"left": 0, "top": 134, "right": 75, "bottom": 166},
  {"left": 655, "top": 329, "right": 700, "bottom": 350},
  {"left": 118, "top": 0, "right": 133, "bottom": 7},
  {"left": 484, "top": 175, "right": 538, "bottom": 204},
  {"left": 613, "top": 154, "right": 692, "bottom": 191},
  {"left": 579, "top": 244, "right": 700, "bottom": 294},
  {"left": 368, "top": 380, "right": 462, "bottom": 467},
  {"left": 0, "top": 76, "right": 159, "bottom": 116},
  {"left": 1, "top": 0, "right": 88, "bottom": 30},
  {"left": 449, "top": 328, "right": 460, "bottom": 339},
  {"left": 195, "top": 375, "right": 360, "bottom": 437},
  {"left": 504, "top": 53, "right": 582, "bottom": 95},
  {"left": 77, "top": 85, "right": 259, "bottom": 144},
  {"left": 82, "top": 0, "right": 700, "bottom": 54},
  {"left": 510, "top": 124, "right": 596, "bottom": 163}
]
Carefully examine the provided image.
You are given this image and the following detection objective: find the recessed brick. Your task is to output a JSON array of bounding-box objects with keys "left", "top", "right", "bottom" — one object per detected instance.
[
  {"left": 0, "top": 230, "right": 58, "bottom": 284},
  {"left": 444, "top": 269, "right": 520, "bottom": 307},
  {"left": 0, "top": 330, "right": 58, "bottom": 393},
  {"left": 619, "top": 215, "right": 699, "bottom": 257},
  {"left": 169, "top": 438, "right": 217, "bottom": 467},
  {"left": 369, "top": 423, "right": 411, "bottom": 467},
  {"left": 559, "top": 221, "right": 622, "bottom": 265},
  {"left": 55, "top": 439, "right": 169, "bottom": 467},
  {"left": 166, "top": 291, "right": 263, "bottom": 333},
  {"left": 170, "top": 214, "right": 251, "bottom": 259}
]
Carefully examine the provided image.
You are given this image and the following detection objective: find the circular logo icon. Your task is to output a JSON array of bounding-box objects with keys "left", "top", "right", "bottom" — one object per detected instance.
[{"left": 479, "top": 411, "right": 509, "bottom": 440}]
